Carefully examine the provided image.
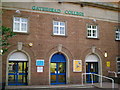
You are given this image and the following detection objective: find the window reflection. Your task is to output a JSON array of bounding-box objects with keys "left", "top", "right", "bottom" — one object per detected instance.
[
  {"left": 50, "top": 63, "right": 56, "bottom": 73},
  {"left": 8, "top": 62, "right": 28, "bottom": 84},
  {"left": 58, "top": 63, "right": 66, "bottom": 73}
]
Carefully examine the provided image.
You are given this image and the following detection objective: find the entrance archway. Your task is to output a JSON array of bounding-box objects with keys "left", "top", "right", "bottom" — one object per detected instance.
[
  {"left": 85, "top": 54, "right": 100, "bottom": 83},
  {"left": 50, "top": 53, "right": 66, "bottom": 85},
  {"left": 8, "top": 52, "right": 28, "bottom": 85}
]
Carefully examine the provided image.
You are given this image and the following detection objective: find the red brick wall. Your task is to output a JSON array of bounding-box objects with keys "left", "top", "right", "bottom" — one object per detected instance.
[{"left": 2, "top": 9, "right": 119, "bottom": 85}]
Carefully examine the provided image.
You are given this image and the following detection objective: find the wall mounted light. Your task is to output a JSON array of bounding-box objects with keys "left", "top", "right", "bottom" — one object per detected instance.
[
  {"left": 93, "top": 19, "right": 96, "bottom": 22},
  {"left": 0, "top": 49, "right": 3, "bottom": 55},
  {"left": 104, "top": 51, "right": 108, "bottom": 57},
  {"left": 29, "top": 43, "right": 33, "bottom": 47},
  {"left": 15, "top": 10, "right": 21, "bottom": 14}
]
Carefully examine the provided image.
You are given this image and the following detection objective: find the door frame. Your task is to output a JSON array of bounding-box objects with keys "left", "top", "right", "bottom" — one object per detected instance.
[
  {"left": 6, "top": 50, "right": 31, "bottom": 86},
  {"left": 84, "top": 53, "right": 102, "bottom": 83},
  {"left": 49, "top": 51, "right": 70, "bottom": 85}
]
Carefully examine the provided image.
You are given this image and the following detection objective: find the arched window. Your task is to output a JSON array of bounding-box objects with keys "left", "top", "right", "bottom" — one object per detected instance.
[{"left": 9, "top": 52, "right": 28, "bottom": 61}]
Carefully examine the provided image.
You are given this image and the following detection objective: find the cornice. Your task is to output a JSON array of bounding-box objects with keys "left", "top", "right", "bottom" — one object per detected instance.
[{"left": 65, "top": 2, "right": 120, "bottom": 11}]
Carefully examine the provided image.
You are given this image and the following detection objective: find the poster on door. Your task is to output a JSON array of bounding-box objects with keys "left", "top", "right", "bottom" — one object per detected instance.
[{"left": 73, "top": 60, "right": 82, "bottom": 72}]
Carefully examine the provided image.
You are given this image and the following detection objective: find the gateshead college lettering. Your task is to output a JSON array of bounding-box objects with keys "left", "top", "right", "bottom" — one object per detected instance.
[
  {"left": 32, "top": 6, "right": 61, "bottom": 13},
  {"left": 64, "top": 10, "right": 84, "bottom": 16},
  {"left": 32, "top": 6, "right": 84, "bottom": 16}
]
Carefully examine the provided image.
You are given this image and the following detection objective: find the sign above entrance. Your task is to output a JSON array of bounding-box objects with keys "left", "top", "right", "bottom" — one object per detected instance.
[
  {"left": 32, "top": 6, "right": 84, "bottom": 16},
  {"left": 36, "top": 60, "right": 44, "bottom": 66},
  {"left": 9, "top": 52, "right": 28, "bottom": 61}
]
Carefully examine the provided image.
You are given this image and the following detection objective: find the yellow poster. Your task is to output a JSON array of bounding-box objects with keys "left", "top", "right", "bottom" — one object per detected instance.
[
  {"left": 106, "top": 61, "right": 110, "bottom": 67},
  {"left": 73, "top": 60, "right": 82, "bottom": 72}
]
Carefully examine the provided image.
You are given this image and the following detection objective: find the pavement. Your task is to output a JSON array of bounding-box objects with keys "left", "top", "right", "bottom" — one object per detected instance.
[
  {"left": 94, "top": 82, "right": 120, "bottom": 88},
  {"left": 3, "top": 82, "right": 120, "bottom": 90},
  {"left": 5, "top": 84, "right": 94, "bottom": 90}
]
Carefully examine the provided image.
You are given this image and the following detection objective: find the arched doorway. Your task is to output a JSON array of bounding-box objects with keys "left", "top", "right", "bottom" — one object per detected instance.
[
  {"left": 8, "top": 52, "right": 28, "bottom": 85},
  {"left": 85, "top": 54, "right": 100, "bottom": 83},
  {"left": 50, "top": 53, "right": 66, "bottom": 85}
]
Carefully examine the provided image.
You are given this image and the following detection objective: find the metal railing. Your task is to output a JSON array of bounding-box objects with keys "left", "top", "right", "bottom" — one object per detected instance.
[
  {"left": 82, "top": 73, "right": 94, "bottom": 86},
  {"left": 108, "top": 71, "right": 118, "bottom": 77},
  {"left": 82, "top": 73, "right": 115, "bottom": 89}
]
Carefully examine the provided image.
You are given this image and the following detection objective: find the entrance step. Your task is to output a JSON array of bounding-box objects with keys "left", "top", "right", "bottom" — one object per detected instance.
[{"left": 5, "top": 84, "right": 94, "bottom": 89}]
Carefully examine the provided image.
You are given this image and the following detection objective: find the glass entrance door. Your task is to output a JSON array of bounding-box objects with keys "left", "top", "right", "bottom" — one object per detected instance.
[
  {"left": 50, "top": 62, "right": 66, "bottom": 85},
  {"left": 86, "top": 62, "right": 98, "bottom": 83},
  {"left": 8, "top": 61, "right": 28, "bottom": 85}
]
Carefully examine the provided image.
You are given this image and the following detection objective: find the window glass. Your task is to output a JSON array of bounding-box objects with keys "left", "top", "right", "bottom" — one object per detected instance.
[
  {"left": 14, "top": 23, "right": 20, "bottom": 31},
  {"left": 60, "top": 22, "right": 65, "bottom": 26},
  {"left": 54, "top": 21, "right": 59, "bottom": 25},
  {"left": 116, "top": 29, "right": 120, "bottom": 40},
  {"left": 54, "top": 27, "right": 59, "bottom": 34},
  {"left": 87, "top": 25, "right": 91, "bottom": 28},
  {"left": 13, "top": 17, "right": 28, "bottom": 33},
  {"left": 53, "top": 21, "right": 65, "bottom": 36},
  {"left": 92, "top": 25, "right": 97, "bottom": 29},
  {"left": 50, "top": 63, "right": 57, "bottom": 73},
  {"left": 21, "top": 24, "right": 27, "bottom": 31},
  {"left": 14, "top": 17, "right": 20, "bottom": 22},
  {"left": 60, "top": 27, "right": 65, "bottom": 34},
  {"left": 93, "top": 30, "right": 96, "bottom": 37},
  {"left": 118, "top": 58, "right": 120, "bottom": 61},
  {"left": 87, "top": 25, "right": 98, "bottom": 38},
  {"left": 117, "top": 57, "right": 120, "bottom": 73},
  {"left": 88, "top": 30, "right": 91, "bottom": 36},
  {"left": 21, "top": 18, "right": 27, "bottom": 22}
]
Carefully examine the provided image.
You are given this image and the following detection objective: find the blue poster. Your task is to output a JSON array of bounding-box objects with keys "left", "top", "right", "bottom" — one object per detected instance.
[{"left": 36, "top": 60, "right": 44, "bottom": 66}]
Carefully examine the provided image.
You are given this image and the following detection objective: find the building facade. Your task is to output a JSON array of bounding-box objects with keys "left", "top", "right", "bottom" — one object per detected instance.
[{"left": 2, "top": 1, "right": 120, "bottom": 86}]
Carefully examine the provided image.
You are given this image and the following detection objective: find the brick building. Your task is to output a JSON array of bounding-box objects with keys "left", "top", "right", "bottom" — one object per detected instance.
[{"left": 1, "top": 1, "right": 120, "bottom": 86}]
